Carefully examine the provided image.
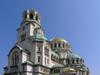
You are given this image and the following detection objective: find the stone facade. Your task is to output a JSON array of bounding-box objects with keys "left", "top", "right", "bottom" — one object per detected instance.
[{"left": 3, "top": 9, "right": 90, "bottom": 75}]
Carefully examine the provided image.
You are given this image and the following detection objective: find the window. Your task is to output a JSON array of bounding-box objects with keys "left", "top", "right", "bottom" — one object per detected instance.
[
  {"left": 36, "top": 15, "right": 38, "bottom": 21},
  {"left": 47, "top": 59, "right": 49, "bottom": 64},
  {"left": 12, "top": 51, "right": 19, "bottom": 65},
  {"left": 23, "top": 26, "right": 25, "bottom": 31},
  {"left": 30, "top": 13, "right": 33, "bottom": 19},
  {"left": 21, "top": 34, "right": 26, "bottom": 41},
  {"left": 58, "top": 43, "right": 61, "bottom": 48},
  {"left": 72, "top": 59, "right": 74, "bottom": 64},
  {"left": 68, "top": 59, "right": 70, "bottom": 64},
  {"left": 54, "top": 43, "right": 56, "bottom": 48},
  {"left": 76, "top": 59, "right": 79, "bottom": 64},
  {"left": 45, "top": 58, "right": 46, "bottom": 63},
  {"left": 25, "top": 14, "right": 27, "bottom": 19},
  {"left": 80, "top": 59, "right": 82, "bottom": 64},
  {"left": 63, "top": 43, "right": 65, "bottom": 48},
  {"left": 38, "top": 56, "right": 40, "bottom": 62},
  {"left": 12, "top": 57, "right": 14, "bottom": 65},
  {"left": 23, "top": 66, "right": 25, "bottom": 71},
  {"left": 45, "top": 47, "right": 49, "bottom": 56}
]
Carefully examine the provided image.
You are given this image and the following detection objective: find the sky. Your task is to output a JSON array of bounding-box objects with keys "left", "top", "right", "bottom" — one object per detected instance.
[{"left": 0, "top": 0, "right": 100, "bottom": 75}]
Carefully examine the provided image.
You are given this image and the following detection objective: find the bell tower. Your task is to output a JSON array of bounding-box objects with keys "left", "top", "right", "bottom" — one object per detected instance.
[
  {"left": 21, "top": 8, "right": 41, "bottom": 26},
  {"left": 17, "top": 8, "right": 41, "bottom": 51}
]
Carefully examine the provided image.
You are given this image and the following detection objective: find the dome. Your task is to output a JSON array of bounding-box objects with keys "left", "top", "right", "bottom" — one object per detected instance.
[
  {"left": 52, "top": 64, "right": 64, "bottom": 68},
  {"left": 50, "top": 38, "right": 67, "bottom": 43},
  {"left": 64, "top": 67, "right": 76, "bottom": 72},
  {"left": 83, "top": 67, "right": 87, "bottom": 71},
  {"left": 67, "top": 53, "right": 81, "bottom": 59}
]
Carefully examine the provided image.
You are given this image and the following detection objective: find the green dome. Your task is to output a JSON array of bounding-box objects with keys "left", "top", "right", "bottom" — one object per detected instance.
[
  {"left": 83, "top": 67, "right": 87, "bottom": 71},
  {"left": 67, "top": 53, "right": 81, "bottom": 59},
  {"left": 52, "top": 64, "right": 64, "bottom": 68}
]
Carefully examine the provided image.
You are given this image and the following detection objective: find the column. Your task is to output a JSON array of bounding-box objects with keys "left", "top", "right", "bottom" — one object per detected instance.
[
  {"left": 79, "top": 71, "right": 82, "bottom": 75},
  {"left": 74, "top": 59, "right": 77, "bottom": 64},
  {"left": 78, "top": 59, "right": 80, "bottom": 64},
  {"left": 41, "top": 43, "right": 45, "bottom": 65},
  {"left": 57, "top": 42, "right": 58, "bottom": 48},
  {"left": 83, "top": 71, "right": 86, "bottom": 75},
  {"left": 34, "top": 43, "right": 37, "bottom": 64},
  {"left": 27, "top": 10, "right": 30, "bottom": 19},
  {"left": 61, "top": 42, "right": 63, "bottom": 48},
  {"left": 70, "top": 59, "right": 72, "bottom": 64}
]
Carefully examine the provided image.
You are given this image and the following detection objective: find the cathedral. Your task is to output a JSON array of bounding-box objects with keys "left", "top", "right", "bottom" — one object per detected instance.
[{"left": 3, "top": 9, "right": 90, "bottom": 75}]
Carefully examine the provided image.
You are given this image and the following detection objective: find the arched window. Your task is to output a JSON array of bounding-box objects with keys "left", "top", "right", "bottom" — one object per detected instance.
[
  {"left": 54, "top": 43, "right": 56, "bottom": 48},
  {"left": 12, "top": 51, "right": 19, "bottom": 65},
  {"left": 30, "top": 13, "right": 33, "bottom": 19},
  {"left": 63, "top": 43, "right": 65, "bottom": 48},
  {"left": 25, "top": 14, "right": 27, "bottom": 19},
  {"left": 36, "top": 15, "right": 38, "bottom": 21},
  {"left": 72, "top": 59, "right": 74, "bottom": 64},
  {"left": 68, "top": 59, "right": 70, "bottom": 64},
  {"left": 12, "top": 57, "right": 14, "bottom": 65},
  {"left": 80, "top": 59, "right": 82, "bottom": 64},
  {"left": 76, "top": 58, "right": 79, "bottom": 64},
  {"left": 15, "top": 54, "right": 16, "bottom": 65},
  {"left": 23, "top": 35, "right": 24, "bottom": 40},
  {"left": 16, "top": 56, "right": 19, "bottom": 65},
  {"left": 58, "top": 43, "right": 61, "bottom": 48}
]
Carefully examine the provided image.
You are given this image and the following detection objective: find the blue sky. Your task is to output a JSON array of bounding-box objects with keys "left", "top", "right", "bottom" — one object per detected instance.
[{"left": 0, "top": 0, "right": 100, "bottom": 75}]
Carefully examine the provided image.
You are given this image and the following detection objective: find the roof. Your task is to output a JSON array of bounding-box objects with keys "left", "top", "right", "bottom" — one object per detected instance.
[
  {"left": 64, "top": 67, "right": 76, "bottom": 72},
  {"left": 51, "top": 50, "right": 59, "bottom": 57},
  {"left": 33, "top": 34, "right": 47, "bottom": 40},
  {"left": 50, "top": 38, "right": 67, "bottom": 43},
  {"left": 52, "top": 64, "right": 65, "bottom": 68},
  {"left": 67, "top": 53, "right": 81, "bottom": 59},
  {"left": 22, "top": 61, "right": 34, "bottom": 65},
  {"left": 29, "top": 34, "right": 47, "bottom": 41},
  {"left": 17, "top": 45, "right": 29, "bottom": 53},
  {"left": 83, "top": 67, "right": 87, "bottom": 71},
  {"left": 8, "top": 44, "right": 29, "bottom": 56}
]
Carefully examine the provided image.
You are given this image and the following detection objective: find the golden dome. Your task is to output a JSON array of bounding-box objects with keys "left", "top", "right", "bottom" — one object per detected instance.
[
  {"left": 64, "top": 67, "right": 75, "bottom": 72},
  {"left": 50, "top": 38, "right": 67, "bottom": 43}
]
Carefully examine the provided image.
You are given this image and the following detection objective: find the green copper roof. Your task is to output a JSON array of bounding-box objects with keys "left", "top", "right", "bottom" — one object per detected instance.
[
  {"left": 83, "top": 67, "right": 87, "bottom": 71},
  {"left": 52, "top": 64, "right": 64, "bottom": 68},
  {"left": 67, "top": 53, "right": 81, "bottom": 59},
  {"left": 33, "top": 34, "right": 47, "bottom": 40},
  {"left": 22, "top": 61, "right": 34, "bottom": 65},
  {"left": 51, "top": 50, "right": 59, "bottom": 57}
]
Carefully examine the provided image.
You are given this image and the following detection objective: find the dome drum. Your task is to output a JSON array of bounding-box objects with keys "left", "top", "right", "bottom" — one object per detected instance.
[
  {"left": 50, "top": 38, "right": 71, "bottom": 51},
  {"left": 67, "top": 54, "right": 84, "bottom": 65}
]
